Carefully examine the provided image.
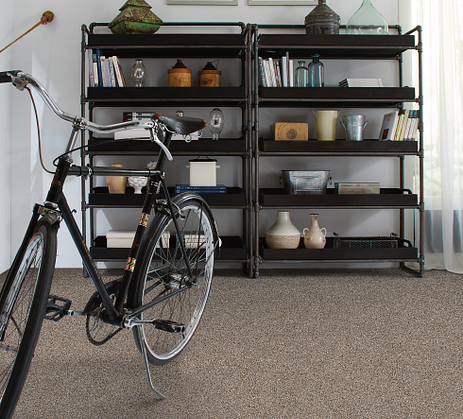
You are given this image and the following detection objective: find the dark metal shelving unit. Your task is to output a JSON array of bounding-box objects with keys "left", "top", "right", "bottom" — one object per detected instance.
[
  {"left": 80, "top": 22, "right": 253, "bottom": 273},
  {"left": 250, "top": 24, "right": 424, "bottom": 278}
]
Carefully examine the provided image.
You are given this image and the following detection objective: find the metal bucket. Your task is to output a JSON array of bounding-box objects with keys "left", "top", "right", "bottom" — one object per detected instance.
[
  {"left": 281, "top": 170, "right": 331, "bottom": 195},
  {"left": 340, "top": 114, "right": 368, "bottom": 141}
]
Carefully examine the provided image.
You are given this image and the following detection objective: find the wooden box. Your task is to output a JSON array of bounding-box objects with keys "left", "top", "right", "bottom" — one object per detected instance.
[{"left": 270, "top": 122, "right": 308, "bottom": 141}]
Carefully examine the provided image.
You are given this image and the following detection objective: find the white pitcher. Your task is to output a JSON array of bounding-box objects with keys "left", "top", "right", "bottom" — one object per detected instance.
[
  {"left": 303, "top": 213, "right": 327, "bottom": 249},
  {"left": 313, "top": 110, "right": 340, "bottom": 141}
]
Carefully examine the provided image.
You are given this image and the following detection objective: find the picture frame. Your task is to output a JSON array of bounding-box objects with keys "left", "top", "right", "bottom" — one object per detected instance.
[
  {"left": 167, "top": 0, "right": 237, "bottom": 5},
  {"left": 248, "top": 0, "right": 317, "bottom": 5}
]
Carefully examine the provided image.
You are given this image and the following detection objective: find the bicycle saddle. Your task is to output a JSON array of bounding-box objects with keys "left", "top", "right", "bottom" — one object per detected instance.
[{"left": 154, "top": 113, "right": 207, "bottom": 136}]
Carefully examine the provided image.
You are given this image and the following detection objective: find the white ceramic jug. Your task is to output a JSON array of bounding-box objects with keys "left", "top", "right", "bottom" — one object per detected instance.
[
  {"left": 313, "top": 110, "right": 340, "bottom": 141},
  {"left": 303, "top": 213, "right": 327, "bottom": 249}
]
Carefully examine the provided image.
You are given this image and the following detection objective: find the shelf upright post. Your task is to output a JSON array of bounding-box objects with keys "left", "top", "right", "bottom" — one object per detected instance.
[{"left": 81, "top": 24, "right": 89, "bottom": 276}]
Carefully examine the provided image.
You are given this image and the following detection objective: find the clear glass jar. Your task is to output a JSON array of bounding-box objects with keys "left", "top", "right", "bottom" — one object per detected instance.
[
  {"left": 295, "top": 61, "right": 309, "bottom": 87},
  {"left": 346, "top": 0, "right": 389, "bottom": 35},
  {"left": 308, "top": 55, "right": 324, "bottom": 87}
]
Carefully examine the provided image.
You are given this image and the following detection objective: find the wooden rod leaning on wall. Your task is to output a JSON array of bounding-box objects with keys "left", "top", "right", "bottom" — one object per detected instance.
[{"left": 0, "top": 11, "right": 55, "bottom": 54}]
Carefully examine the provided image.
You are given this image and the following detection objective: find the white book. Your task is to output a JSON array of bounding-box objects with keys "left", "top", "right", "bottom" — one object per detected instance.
[
  {"left": 108, "top": 57, "right": 117, "bottom": 87},
  {"left": 268, "top": 57, "right": 277, "bottom": 87},
  {"left": 263, "top": 59, "right": 272, "bottom": 87},
  {"left": 112, "top": 56, "right": 124, "bottom": 87},
  {"left": 87, "top": 49, "right": 95, "bottom": 87},
  {"left": 100, "top": 56, "right": 111, "bottom": 87},
  {"left": 281, "top": 56, "right": 288, "bottom": 87},
  {"left": 378, "top": 110, "right": 399, "bottom": 141},
  {"left": 289, "top": 60, "right": 294, "bottom": 87},
  {"left": 258, "top": 57, "right": 267, "bottom": 87}
]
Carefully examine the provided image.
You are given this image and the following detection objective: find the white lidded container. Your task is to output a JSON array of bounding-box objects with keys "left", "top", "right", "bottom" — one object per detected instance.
[{"left": 106, "top": 230, "right": 170, "bottom": 248}]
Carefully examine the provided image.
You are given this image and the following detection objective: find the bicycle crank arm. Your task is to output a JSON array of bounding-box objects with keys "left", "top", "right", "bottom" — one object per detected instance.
[{"left": 124, "top": 317, "right": 185, "bottom": 334}]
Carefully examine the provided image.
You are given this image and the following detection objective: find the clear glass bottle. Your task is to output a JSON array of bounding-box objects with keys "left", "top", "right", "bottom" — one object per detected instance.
[
  {"left": 308, "top": 55, "right": 324, "bottom": 87},
  {"left": 131, "top": 59, "right": 147, "bottom": 87},
  {"left": 346, "top": 0, "right": 389, "bottom": 35},
  {"left": 295, "top": 61, "right": 309, "bottom": 87}
]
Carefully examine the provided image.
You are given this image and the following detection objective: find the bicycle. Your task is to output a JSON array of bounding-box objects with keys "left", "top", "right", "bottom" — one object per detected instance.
[{"left": 0, "top": 70, "right": 219, "bottom": 419}]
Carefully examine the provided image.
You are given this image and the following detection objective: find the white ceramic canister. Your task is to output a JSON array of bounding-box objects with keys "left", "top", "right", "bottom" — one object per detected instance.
[{"left": 313, "top": 110, "right": 340, "bottom": 141}]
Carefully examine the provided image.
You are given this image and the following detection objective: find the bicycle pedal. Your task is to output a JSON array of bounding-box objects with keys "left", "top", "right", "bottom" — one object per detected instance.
[
  {"left": 154, "top": 319, "right": 185, "bottom": 334},
  {"left": 45, "top": 295, "right": 72, "bottom": 321}
]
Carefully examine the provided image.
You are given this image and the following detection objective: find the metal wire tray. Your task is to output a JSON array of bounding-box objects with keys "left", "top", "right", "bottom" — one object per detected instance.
[{"left": 333, "top": 233, "right": 399, "bottom": 249}]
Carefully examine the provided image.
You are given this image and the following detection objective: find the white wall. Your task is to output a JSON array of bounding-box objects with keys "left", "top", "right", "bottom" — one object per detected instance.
[
  {"left": 3, "top": 0, "right": 399, "bottom": 269},
  {"left": 0, "top": 2, "right": 13, "bottom": 272}
]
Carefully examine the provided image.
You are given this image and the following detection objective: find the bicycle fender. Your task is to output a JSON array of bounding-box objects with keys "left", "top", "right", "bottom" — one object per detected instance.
[{"left": 171, "top": 192, "right": 220, "bottom": 256}]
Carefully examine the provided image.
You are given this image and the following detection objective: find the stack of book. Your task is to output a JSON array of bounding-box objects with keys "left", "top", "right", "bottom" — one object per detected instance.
[
  {"left": 88, "top": 49, "right": 126, "bottom": 87},
  {"left": 259, "top": 55, "right": 294, "bottom": 87},
  {"left": 339, "top": 78, "right": 384, "bottom": 87},
  {"left": 378, "top": 109, "right": 420, "bottom": 141},
  {"left": 175, "top": 184, "right": 227, "bottom": 194}
]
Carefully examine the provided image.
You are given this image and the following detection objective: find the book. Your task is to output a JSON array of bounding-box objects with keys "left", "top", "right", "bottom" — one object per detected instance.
[
  {"left": 108, "top": 57, "right": 117, "bottom": 87},
  {"left": 258, "top": 57, "right": 267, "bottom": 87},
  {"left": 100, "top": 56, "right": 111, "bottom": 87},
  {"left": 339, "top": 78, "right": 384, "bottom": 87},
  {"left": 268, "top": 57, "right": 277, "bottom": 87},
  {"left": 175, "top": 184, "right": 227, "bottom": 194},
  {"left": 288, "top": 60, "right": 294, "bottom": 87},
  {"left": 378, "top": 110, "right": 399, "bottom": 141},
  {"left": 112, "top": 56, "right": 126, "bottom": 87},
  {"left": 95, "top": 49, "right": 103, "bottom": 87},
  {"left": 87, "top": 49, "right": 95, "bottom": 87},
  {"left": 123, "top": 112, "right": 154, "bottom": 121},
  {"left": 114, "top": 128, "right": 151, "bottom": 140},
  {"left": 396, "top": 109, "right": 410, "bottom": 141},
  {"left": 281, "top": 55, "right": 288, "bottom": 87}
]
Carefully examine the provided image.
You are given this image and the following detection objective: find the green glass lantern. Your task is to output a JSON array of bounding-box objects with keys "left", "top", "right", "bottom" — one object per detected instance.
[{"left": 109, "top": 0, "right": 162, "bottom": 34}]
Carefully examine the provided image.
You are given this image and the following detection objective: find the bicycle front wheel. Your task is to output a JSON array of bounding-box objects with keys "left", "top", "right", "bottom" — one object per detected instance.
[
  {"left": 129, "top": 194, "right": 217, "bottom": 365},
  {"left": 0, "top": 218, "right": 57, "bottom": 419}
]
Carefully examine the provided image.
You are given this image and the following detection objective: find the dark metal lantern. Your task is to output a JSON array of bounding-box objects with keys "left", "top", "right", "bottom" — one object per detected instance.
[{"left": 304, "top": 0, "right": 340, "bottom": 35}]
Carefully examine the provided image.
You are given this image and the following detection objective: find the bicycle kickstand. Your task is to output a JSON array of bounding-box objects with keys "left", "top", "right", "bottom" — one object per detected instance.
[{"left": 138, "top": 325, "right": 166, "bottom": 399}]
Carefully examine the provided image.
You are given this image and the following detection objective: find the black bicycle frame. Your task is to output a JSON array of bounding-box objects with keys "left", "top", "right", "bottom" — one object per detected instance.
[{"left": 32, "top": 129, "right": 194, "bottom": 325}]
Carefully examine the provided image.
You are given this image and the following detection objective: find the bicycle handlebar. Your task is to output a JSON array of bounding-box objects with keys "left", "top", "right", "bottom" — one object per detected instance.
[{"left": 0, "top": 70, "right": 145, "bottom": 134}]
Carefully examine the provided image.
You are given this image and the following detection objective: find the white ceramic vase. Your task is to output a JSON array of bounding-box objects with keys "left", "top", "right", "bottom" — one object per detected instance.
[
  {"left": 303, "top": 213, "right": 327, "bottom": 249},
  {"left": 266, "top": 211, "right": 301, "bottom": 249}
]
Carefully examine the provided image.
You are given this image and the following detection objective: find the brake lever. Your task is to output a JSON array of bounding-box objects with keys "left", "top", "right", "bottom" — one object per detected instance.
[{"left": 149, "top": 127, "right": 173, "bottom": 161}]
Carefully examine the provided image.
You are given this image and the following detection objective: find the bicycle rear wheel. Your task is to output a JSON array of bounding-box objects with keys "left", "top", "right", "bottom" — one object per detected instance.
[
  {"left": 0, "top": 218, "right": 57, "bottom": 419},
  {"left": 129, "top": 194, "right": 217, "bottom": 365}
]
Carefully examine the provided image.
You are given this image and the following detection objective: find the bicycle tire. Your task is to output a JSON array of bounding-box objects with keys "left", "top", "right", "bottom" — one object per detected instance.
[
  {"left": 0, "top": 218, "right": 58, "bottom": 419},
  {"left": 128, "top": 194, "right": 217, "bottom": 365}
]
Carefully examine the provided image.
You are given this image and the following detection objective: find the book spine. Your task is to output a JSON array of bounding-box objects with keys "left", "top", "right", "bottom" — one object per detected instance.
[
  {"left": 87, "top": 49, "right": 95, "bottom": 87},
  {"left": 108, "top": 57, "right": 117, "bottom": 87},
  {"left": 111, "top": 57, "right": 121, "bottom": 87},
  {"left": 258, "top": 57, "right": 267, "bottom": 87},
  {"left": 95, "top": 49, "right": 103, "bottom": 88}
]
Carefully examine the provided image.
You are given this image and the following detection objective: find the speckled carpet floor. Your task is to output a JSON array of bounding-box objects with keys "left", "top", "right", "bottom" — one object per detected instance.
[{"left": 5, "top": 268, "right": 463, "bottom": 418}]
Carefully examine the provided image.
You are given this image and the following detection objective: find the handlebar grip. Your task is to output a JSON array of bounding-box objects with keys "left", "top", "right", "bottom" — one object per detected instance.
[{"left": 0, "top": 70, "right": 22, "bottom": 83}]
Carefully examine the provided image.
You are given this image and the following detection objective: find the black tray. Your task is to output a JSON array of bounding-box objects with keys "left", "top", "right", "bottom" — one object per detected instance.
[
  {"left": 259, "top": 188, "right": 418, "bottom": 207},
  {"left": 89, "top": 186, "right": 246, "bottom": 207},
  {"left": 259, "top": 139, "right": 418, "bottom": 155},
  {"left": 260, "top": 237, "right": 418, "bottom": 261},
  {"left": 87, "top": 138, "right": 246, "bottom": 155},
  {"left": 91, "top": 235, "right": 247, "bottom": 261}
]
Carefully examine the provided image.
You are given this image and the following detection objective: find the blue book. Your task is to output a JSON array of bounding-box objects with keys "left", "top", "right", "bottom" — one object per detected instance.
[
  {"left": 95, "top": 49, "right": 103, "bottom": 88},
  {"left": 175, "top": 184, "right": 227, "bottom": 194}
]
